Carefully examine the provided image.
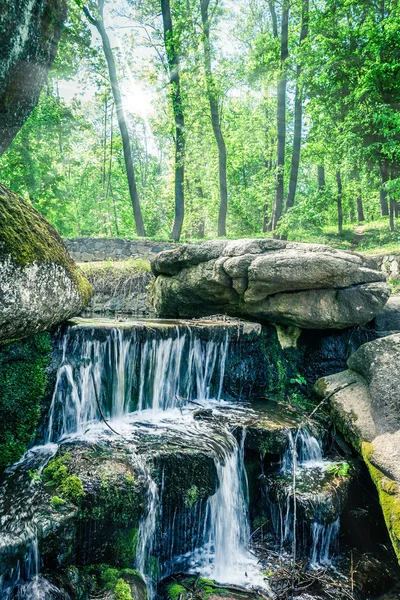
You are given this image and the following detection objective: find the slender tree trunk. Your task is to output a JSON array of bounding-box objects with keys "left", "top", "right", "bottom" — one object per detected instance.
[
  {"left": 285, "top": 0, "right": 309, "bottom": 211},
  {"left": 336, "top": 169, "right": 343, "bottom": 233},
  {"left": 161, "top": 0, "right": 185, "bottom": 241},
  {"left": 389, "top": 165, "right": 396, "bottom": 232},
  {"left": 317, "top": 165, "right": 326, "bottom": 190},
  {"left": 200, "top": 0, "right": 228, "bottom": 236},
  {"left": 380, "top": 160, "right": 389, "bottom": 216},
  {"left": 83, "top": 3, "right": 146, "bottom": 236},
  {"left": 271, "top": 0, "right": 289, "bottom": 234},
  {"left": 356, "top": 195, "right": 365, "bottom": 222}
]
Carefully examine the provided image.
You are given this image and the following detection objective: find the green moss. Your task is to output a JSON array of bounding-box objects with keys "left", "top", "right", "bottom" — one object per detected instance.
[
  {"left": 80, "top": 473, "right": 141, "bottom": 526},
  {"left": 115, "top": 578, "right": 133, "bottom": 600},
  {"left": 43, "top": 452, "right": 84, "bottom": 505},
  {"left": 167, "top": 583, "right": 186, "bottom": 600},
  {"left": 0, "top": 184, "right": 92, "bottom": 305},
  {"left": 50, "top": 495, "right": 66, "bottom": 507},
  {"left": 184, "top": 484, "right": 199, "bottom": 508},
  {"left": 0, "top": 332, "right": 51, "bottom": 470},
  {"left": 259, "top": 326, "right": 302, "bottom": 399},
  {"left": 112, "top": 527, "right": 139, "bottom": 567},
  {"left": 362, "top": 441, "right": 400, "bottom": 563},
  {"left": 59, "top": 474, "right": 84, "bottom": 502}
]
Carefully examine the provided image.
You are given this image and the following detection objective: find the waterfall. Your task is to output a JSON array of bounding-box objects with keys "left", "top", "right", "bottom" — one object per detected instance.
[
  {"left": 136, "top": 470, "right": 160, "bottom": 599},
  {"left": 202, "top": 432, "right": 250, "bottom": 582},
  {"left": 281, "top": 428, "right": 323, "bottom": 473},
  {"left": 265, "top": 428, "right": 340, "bottom": 567},
  {"left": 46, "top": 324, "right": 229, "bottom": 443}
]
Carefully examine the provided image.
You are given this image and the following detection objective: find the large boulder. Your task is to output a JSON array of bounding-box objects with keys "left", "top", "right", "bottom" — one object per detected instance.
[
  {"left": 152, "top": 239, "right": 390, "bottom": 329},
  {"left": 0, "top": 184, "right": 91, "bottom": 341},
  {"left": 0, "top": 0, "right": 67, "bottom": 154},
  {"left": 314, "top": 333, "right": 400, "bottom": 562}
]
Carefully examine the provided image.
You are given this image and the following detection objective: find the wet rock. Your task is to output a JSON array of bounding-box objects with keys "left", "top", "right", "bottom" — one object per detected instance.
[
  {"left": 261, "top": 465, "right": 351, "bottom": 525},
  {"left": 0, "top": 185, "right": 92, "bottom": 342},
  {"left": 152, "top": 240, "right": 389, "bottom": 329},
  {"left": 161, "top": 575, "right": 265, "bottom": 600},
  {"left": 0, "top": 0, "right": 67, "bottom": 154},
  {"left": 40, "top": 441, "right": 146, "bottom": 567},
  {"left": 353, "top": 554, "right": 393, "bottom": 596}
]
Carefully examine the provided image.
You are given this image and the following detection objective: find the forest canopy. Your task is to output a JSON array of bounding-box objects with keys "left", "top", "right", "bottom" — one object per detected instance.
[{"left": 1, "top": 0, "right": 400, "bottom": 246}]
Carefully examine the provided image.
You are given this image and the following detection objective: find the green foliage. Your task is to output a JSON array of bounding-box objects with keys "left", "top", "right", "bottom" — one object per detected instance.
[
  {"left": 2, "top": 0, "right": 400, "bottom": 241},
  {"left": 27, "top": 469, "right": 41, "bottom": 483},
  {"left": 290, "top": 374, "right": 307, "bottom": 387},
  {"left": 0, "top": 332, "right": 51, "bottom": 471},
  {"left": 327, "top": 462, "right": 350, "bottom": 478}
]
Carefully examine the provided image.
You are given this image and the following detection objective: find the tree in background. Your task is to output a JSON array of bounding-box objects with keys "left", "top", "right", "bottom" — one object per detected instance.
[
  {"left": 161, "top": 0, "right": 186, "bottom": 241},
  {"left": 200, "top": 0, "right": 228, "bottom": 237},
  {"left": 1, "top": 0, "right": 400, "bottom": 241},
  {"left": 79, "top": 0, "right": 146, "bottom": 236}
]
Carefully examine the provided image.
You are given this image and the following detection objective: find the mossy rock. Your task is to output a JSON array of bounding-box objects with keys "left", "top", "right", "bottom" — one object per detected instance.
[
  {"left": 0, "top": 332, "right": 51, "bottom": 470},
  {"left": 362, "top": 441, "right": 400, "bottom": 563},
  {"left": 0, "top": 184, "right": 92, "bottom": 342},
  {"left": 38, "top": 441, "right": 146, "bottom": 567}
]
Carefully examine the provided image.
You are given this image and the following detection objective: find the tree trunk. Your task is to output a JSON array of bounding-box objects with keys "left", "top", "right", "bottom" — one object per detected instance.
[
  {"left": 285, "top": 0, "right": 309, "bottom": 211},
  {"left": 271, "top": 0, "right": 289, "bottom": 234},
  {"left": 356, "top": 194, "right": 365, "bottom": 222},
  {"left": 336, "top": 169, "right": 343, "bottom": 233},
  {"left": 200, "top": 0, "right": 228, "bottom": 237},
  {"left": 88, "top": 7, "right": 146, "bottom": 237},
  {"left": 161, "top": 0, "right": 185, "bottom": 241},
  {"left": 317, "top": 165, "right": 326, "bottom": 190},
  {"left": 380, "top": 160, "right": 389, "bottom": 216}
]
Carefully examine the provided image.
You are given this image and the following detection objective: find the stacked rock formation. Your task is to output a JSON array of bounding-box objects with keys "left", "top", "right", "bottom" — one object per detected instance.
[{"left": 152, "top": 239, "right": 390, "bottom": 329}]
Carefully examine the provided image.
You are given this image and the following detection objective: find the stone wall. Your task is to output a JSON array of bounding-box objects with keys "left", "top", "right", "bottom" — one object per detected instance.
[
  {"left": 78, "top": 262, "right": 155, "bottom": 318},
  {"left": 371, "top": 254, "right": 400, "bottom": 280},
  {"left": 64, "top": 238, "right": 178, "bottom": 262}
]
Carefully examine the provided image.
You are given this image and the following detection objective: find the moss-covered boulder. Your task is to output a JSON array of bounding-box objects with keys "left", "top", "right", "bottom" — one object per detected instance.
[
  {"left": 0, "top": 0, "right": 67, "bottom": 154},
  {"left": 0, "top": 184, "right": 92, "bottom": 341}
]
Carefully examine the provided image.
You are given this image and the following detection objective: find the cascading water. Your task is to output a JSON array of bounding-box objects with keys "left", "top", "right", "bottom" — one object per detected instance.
[
  {"left": 263, "top": 427, "right": 341, "bottom": 567},
  {"left": 200, "top": 431, "right": 251, "bottom": 582},
  {"left": 0, "top": 319, "right": 349, "bottom": 599},
  {"left": 46, "top": 324, "right": 229, "bottom": 442}
]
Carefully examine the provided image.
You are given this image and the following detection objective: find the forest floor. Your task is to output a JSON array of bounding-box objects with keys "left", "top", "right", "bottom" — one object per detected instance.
[{"left": 284, "top": 218, "right": 400, "bottom": 255}]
